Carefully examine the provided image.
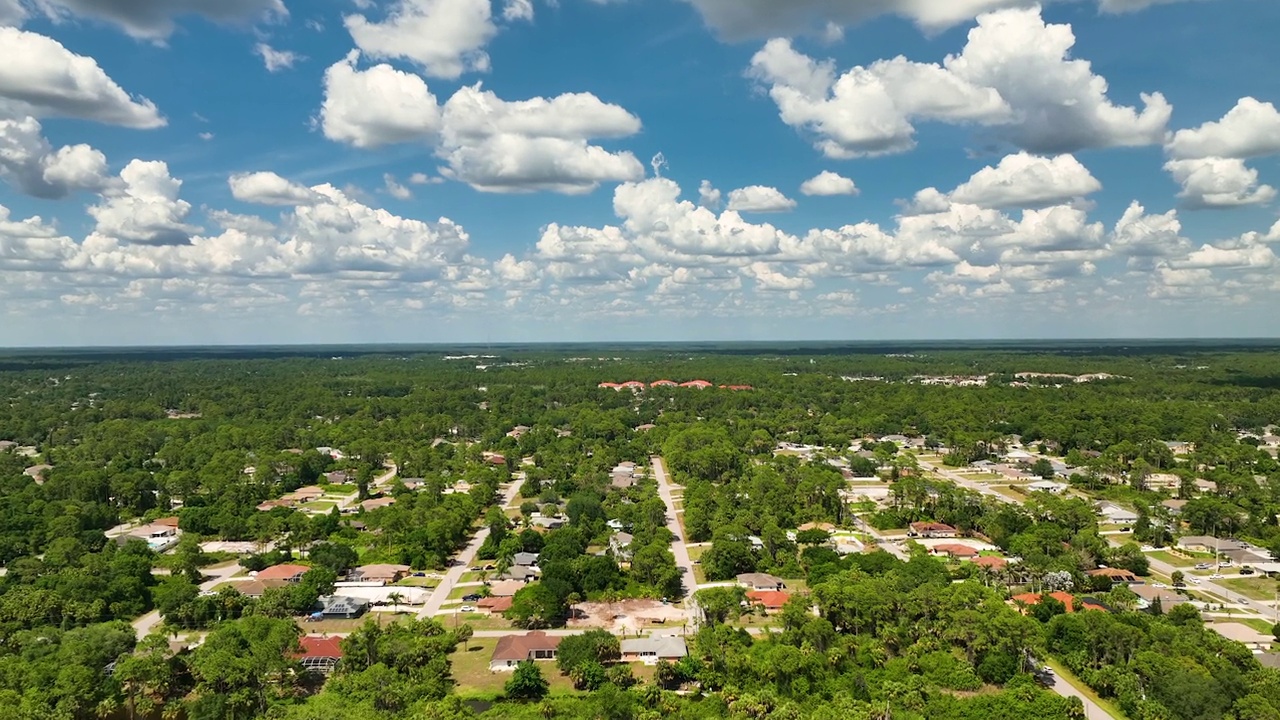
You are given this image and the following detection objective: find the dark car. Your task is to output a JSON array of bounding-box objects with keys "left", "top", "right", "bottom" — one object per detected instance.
[
  {"left": 462, "top": 593, "right": 482, "bottom": 602},
  {"left": 1241, "top": 566, "right": 1256, "bottom": 575}
]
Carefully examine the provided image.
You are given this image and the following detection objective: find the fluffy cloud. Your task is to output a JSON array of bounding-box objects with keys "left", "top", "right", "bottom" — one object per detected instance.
[
  {"left": 1109, "top": 202, "right": 1191, "bottom": 264},
  {"left": 0, "top": 0, "right": 25, "bottom": 26},
  {"left": 89, "top": 160, "right": 198, "bottom": 245},
  {"left": 0, "top": 28, "right": 164, "bottom": 127},
  {"left": 31, "top": 0, "right": 286, "bottom": 40},
  {"left": 681, "top": 0, "right": 1216, "bottom": 39},
  {"left": 0, "top": 205, "right": 76, "bottom": 271},
  {"left": 948, "top": 152, "right": 1101, "bottom": 208},
  {"left": 502, "top": 0, "right": 534, "bottom": 22},
  {"left": 749, "top": 38, "right": 1009, "bottom": 157},
  {"left": 1166, "top": 97, "right": 1280, "bottom": 160},
  {"left": 229, "top": 171, "right": 322, "bottom": 206},
  {"left": 436, "top": 84, "right": 644, "bottom": 194},
  {"left": 800, "top": 171, "right": 858, "bottom": 196},
  {"left": 726, "top": 185, "right": 797, "bottom": 213},
  {"left": 319, "top": 52, "right": 442, "bottom": 148},
  {"left": 698, "top": 180, "right": 723, "bottom": 209},
  {"left": 1174, "top": 243, "right": 1275, "bottom": 269},
  {"left": 345, "top": 0, "right": 497, "bottom": 79},
  {"left": 1164, "top": 157, "right": 1277, "bottom": 209},
  {"left": 384, "top": 174, "right": 412, "bottom": 200},
  {"left": 750, "top": 8, "right": 1169, "bottom": 158},
  {"left": 0, "top": 116, "right": 111, "bottom": 198},
  {"left": 254, "top": 43, "right": 301, "bottom": 72}
]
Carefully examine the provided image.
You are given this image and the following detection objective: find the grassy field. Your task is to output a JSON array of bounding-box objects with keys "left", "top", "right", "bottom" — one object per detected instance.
[
  {"left": 1219, "top": 576, "right": 1279, "bottom": 602},
  {"left": 1146, "top": 550, "right": 1197, "bottom": 567},
  {"left": 395, "top": 576, "right": 440, "bottom": 588},
  {"left": 450, "top": 639, "right": 577, "bottom": 696},
  {"left": 686, "top": 545, "right": 706, "bottom": 562},
  {"left": 1043, "top": 657, "right": 1129, "bottom": 720}
]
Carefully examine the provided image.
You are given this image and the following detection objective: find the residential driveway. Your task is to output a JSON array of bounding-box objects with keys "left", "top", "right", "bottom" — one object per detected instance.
[
  {"left": 1050, "top": 671, "right": 1117, "bottom": 719},
  {"left": 417, "top": 479, "right": 525, "bottom": 620},
  {"left": 132, "top": 560, "right": 243, "bottom": 638},
  {"left": 651, "top": 457, "right": 699, "bottom": 624}
]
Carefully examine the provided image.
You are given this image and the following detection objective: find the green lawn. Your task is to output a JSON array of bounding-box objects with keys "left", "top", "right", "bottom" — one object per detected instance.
[
  {"left": 1146, "top": 551, "right": 1197, "bottom": 567},
  {"left": 395, "top": 576, "right": 440, "bottom": 588},
  {"left": 450, "top": 638, "right": 577, "bottom": 696},
  {"left": 1043, "top": 657, "right": 1129, "bottom": 720},
  {"left": 301, "top": 500, "right": 338, "bottom": 512},
  {"left": 1219, "top": 576, "right": 1280, "bottom": 602},
  {"left": 686, "top": 545, "right": 706, "bottom": 562}
]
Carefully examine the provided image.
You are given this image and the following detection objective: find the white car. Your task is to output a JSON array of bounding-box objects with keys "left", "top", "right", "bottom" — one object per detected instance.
[
  {"left": 460, "top": 605, "right": 476, "bottom": 612},
  {"left": 1210, "top": 574, "right": 1224, "bottom": 579},
  {"left": 1152, "top": 582, "right": 1167, "bottom": 589},
  {"left": 1188, "top": 577, "right": 1202, "bottom": 584}
]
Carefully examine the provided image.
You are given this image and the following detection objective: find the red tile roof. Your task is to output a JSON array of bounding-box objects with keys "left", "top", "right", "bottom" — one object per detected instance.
[
  {"left": 492, "top": 631, "right": 561, "bottom": 661},
  {"left": 680, "top": 380, "right": 713, "bottom": 388},
  {"left": 1011, "top": 591, "right": 1076, "bottom": 612},
  {"left": 746, "top": 590, "right": 791, "bottom": 609},
  {"left": 297, "top": 636, "right": 344, "bottom": 659},
  {"left": 478, "top": 596, "right": 514, "bottom": 613},
  {"left": 933, "top": 543, "right": 979, "bottom": 558},
  {"left": 972, "top": 556, "right": 1008, "bottom": 570}
]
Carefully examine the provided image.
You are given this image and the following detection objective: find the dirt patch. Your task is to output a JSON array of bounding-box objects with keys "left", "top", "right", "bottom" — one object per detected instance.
[{"left": 569, "top": 599, "right": 687, "bottom": 634}]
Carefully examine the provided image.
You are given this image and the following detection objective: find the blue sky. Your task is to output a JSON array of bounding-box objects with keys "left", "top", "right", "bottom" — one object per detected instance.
[{"left": 1, "top": 0, "right": 1278, "bottom": 346}]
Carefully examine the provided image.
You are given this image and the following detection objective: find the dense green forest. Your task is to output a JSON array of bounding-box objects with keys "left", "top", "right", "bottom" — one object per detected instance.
[{"left": 2, "top": 343, "right": 1280, "bottom": 719}]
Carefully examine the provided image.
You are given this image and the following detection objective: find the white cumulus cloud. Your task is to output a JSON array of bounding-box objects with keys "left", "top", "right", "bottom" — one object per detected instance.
[
  {"left": 727, "top": 185, "right": 798, "bottom": 213},
  {"left": 800, "top": 171, "right": 858, "bottom": 196},
  {"left": 345, "top": 0, "right": 497, "bottom": 80},
  {"left": 948, "top": 152, "right": 1101, "bottom": 208},
  {"left": 89, "top": 160, "right": 199, "bottom": 245},
  {"left": 1164, "top": 157, "right": 1277, "bottom": 209},
  {"left": 319, "top": 52, "right": 442, "bottom": 149},
  {"left": 384, "top": 173, "right": 412, "bottom": 200},
  {"left": 229, "top": 171, "right": 322, "bottom": 206},
  {"left": 0, "top": 28, "right": 164, "bottom": 128},
  {"left": 1166, "top": 97, "right": 1280, "bottom": 160},
  {"left": 0, "top": 116, "right": 112, "bottom": 198}
]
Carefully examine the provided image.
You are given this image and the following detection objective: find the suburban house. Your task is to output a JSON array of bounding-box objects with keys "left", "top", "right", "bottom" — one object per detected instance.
[
  {"left": 360, "top": 497, "right": 396, "bottom": 512},
  {"left": 1178, "top": 536, "right": 1236, "bottom": 553},
  {"left": 931, "top": 543, "right": 979, "bottom": 560},
  {"left": 737, "top": 573, "right": 786, "bottom": 591},
  {"left": 114, "top": 521, "right": 182, "bottom": 552},
  {"left": 512, "top": 552, "right": 539, "bottom": 567},
  {"left": 1088, "top": 568, "right": 1141, "bottom": 584},
  {"left": 621, "top": 636, "right": 688, "bottom": 664},
  {"left": 972, "top": 556, "right": 1008, "bottom": 571},
  {"left": 257, "top": 564, "right": 310, "bottom": 583},
  {"left": 478, "top": 596, "right": 514, "bottom": 615},
  {"left": 316, "top": 595, "right": 369, "bottom": 620},
  {"left": 745, "top": 590, "right": 791, "bottom": 613},
  {"left": 501, "top": 566, "right": 541, "bottom": 582},
  {"left": 1131, "top": 585, "right": 1189, "bottom": 610},
  {"left": 1162, "top": 499, "right": 1188, "bottom": 516},
  {"left": 507, "top": 425, "right": 531, "bottom": 439},
  {"left": 908, "top": 522, "right": 957, "bottom": 539},
  {"left": 1096, "top": 503, "right": 1139, "bottom": 525},
  {"left": 226, "top": 579, "right": 290, "bottom": 598},
  {"left": 288, "top": 486, "right": 326, "bottom": 504},
  {"left": 296, "top": 636, "right": 344, "bottom": 674},
  {"left": 650, "top": 380, "right": 678, "bottom": 388},
  {"left": 1010, "top": 591, "right": 1077, "bottom": 613},
  {"left": 609, "top": 532, "right": 634, "bottom": 561},
  {"left": 680, "top": 380, "right": 713, "bottom": 389},
  {"left": 324, "top": 471, "right": 351, "bottom": 484},
  {"left": 490, "top": 631, "right": 562, "bottom": 671},
  {"left": 489, "top": 580, "right": 526, "bottom": 598},
  {"left": 400, "top": 478, "right": 427, "bottom": 491},
  {"left": 531, "top": 515, "right": 565, "bottom": 530},
  {"left": 1210, "top": 623, "right": 1272, "bottom": 650},
  {"left": 1027, "top": 480, "right": 1068, "bottom": 494},
  {"left": 23, "top": 465, "right": 53, "bottom": 482},
  {"left": 0, "top": 440, "right": 16, "bottom": 452},
  {"left": 797, "top": 522, "right": 835, "bottom": 533},
  {"left": 350, "top": 564, "right": 410, "bottom": 584}
]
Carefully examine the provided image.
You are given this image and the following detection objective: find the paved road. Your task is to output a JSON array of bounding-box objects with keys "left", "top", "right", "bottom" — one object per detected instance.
[
  {"left": 372, "top": 463, "right": 398, "bottom": 491},
  {"left": 132, "top": 561, "right": 243, "bottom": 638},
  {"left": 1049, "top": 669, "right": 1114, "bottom": 720},
  {"left": 651, "top": 457, "right": 699, "bottom": 626},
  {"left": 417, "top": 478, "right": 525, "bottom": 620}
]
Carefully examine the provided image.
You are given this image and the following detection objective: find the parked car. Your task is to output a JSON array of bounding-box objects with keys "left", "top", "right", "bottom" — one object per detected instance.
[
  {"left": 460, "top": 605, "right": 476, "bottom": 612},
  {"left": 462, "top": 593, "right": 482, "bottom": 602},
  {"left": 1241, "top": 566, "right": 1255, "bottom": 575},
  {"left": 1195, "top": 563, "right": 1211, "bottom": 570}
]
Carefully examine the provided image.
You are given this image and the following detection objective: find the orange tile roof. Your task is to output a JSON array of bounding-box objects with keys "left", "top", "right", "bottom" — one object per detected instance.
[
  {"left": 256, "top": 564, "right": 309, "bottom": 581},
  {"left": 1010, "top": 591, "right": 1076, "bottom": 612},
  {"left": 297, "top": 636, "right": 344, "bottom": 659},
  {"left": 746, "top": 590, "right": 791, "bottom": 609}
]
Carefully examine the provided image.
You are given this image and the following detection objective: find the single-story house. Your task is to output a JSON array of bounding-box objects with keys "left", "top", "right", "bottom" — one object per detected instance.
[
  {"left": 737, "top": 573, "right": 786, "bottom": 591},
  {"left": 1162, "top": 499, "right": 1188, "bottom": 516},
  {"left": 609, "top": 532, "right": 634, "bottom": 561},
  {"left": 324, "top": 471, "right": 351, "bottom": 484},
  {"left": 220, "top": 578, "right": 290, "bottom": 598},
  {"left": 489, "top": 580, "right": 527, "bottom": 598},
  {"left": 531, "top": 515, "right": 565, "bottom": 530},
  {"left": 932, "top": 543, "right": 980, "bottom": 560},
  {"left": 513, "top": 552, "right": 540, "bottom": 567},
  {"left": 257, "top": 564, "right": 310, "bottom": 582},
  {"left": 1005, "top": 450, "right": 1035, "bottom": 463},
  {"left": 972, "top": 556, "right": 1009, "bottom": 572},
  {"left": 636, "top": 424, "right": 656, "bottom": 432},
  {"left": 1088, "top": 567, "right": 1141, "bottom": 584},
  {"left": 478, "top": 596, "right": 514, "bottom": 615},
  {"left": 1027, "top": 480, "right": 1068, "bottom": 494},
  {"left": 797, "top": 522, "right": 835, "bottom": 533},
  {"left": 501, "top": 566, "right": 541, "bottom": 582},
  {"left": 316, "top": 595, "right": 369, "bottom": 620},
  {"left": 1210, "top": 622, "right": 1271, "bottom": 649},
  {"left": 490, "top": 631, "right": 562, "bottom": 671},
  {"left": 23, "top": 465, "right": 53, "bottom": 481},
  {"left": 351, "top": 564, "right": 410, "bottom": 584},
  {"left": 612, "top": 474, "right": 635, "bottom": 490},
  {"left": 360, "top": 497, "right": 396, "bottom": 512},
  {"left": 289, "top": 486, "right": 326, "bottom": 502},
  {"left": 745, "top": 590, "right": 791, "bottom": 612},
  {"left": 400, "top": 478, "right": 427, "bottom": 491},
  {"left": 0, "top": 440, "right": 16, "bottom": 452},
  {"left": 296, "top": 636, "right": 344, "bottom": 674},
  {"left": 621, "top": 636, "right": 688, "bottom": 665},
  {"left": 908, "top": 522, "right": 957, "bottom": 539},
  {"left": 507, "top": 425, "right": 531, "bottom": 439},
  {"left": 487, "top": 454, "right": 508, "bottom": 466},
  {"left": 1178, "top": 536, "right": 1228, "bottom": 553},
  {"left": 1096, "top": 503, "right": 1139, "bottom": 525},
  {"left": 1010, "top": 591, "right": 1077, "bottom": 613},
  {"left": 1131, "top": 584, "right": 1189, "bottom": 610}
]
